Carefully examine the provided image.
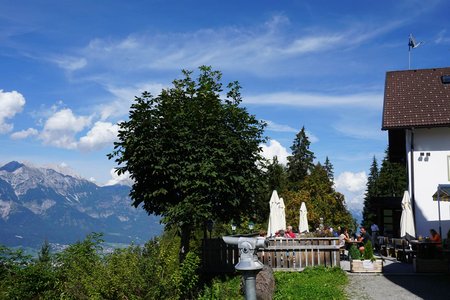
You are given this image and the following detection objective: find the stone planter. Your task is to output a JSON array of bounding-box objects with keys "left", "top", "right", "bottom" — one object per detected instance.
[{"left": 350, "top": 259, "right": 383, "bottom": 273}]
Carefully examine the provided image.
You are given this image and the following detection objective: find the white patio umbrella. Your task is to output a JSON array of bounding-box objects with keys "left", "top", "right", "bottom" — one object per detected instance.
[
  {"left": 400, "top": 190, "right": 415, "bottom": 241},
  {"left": 278, "top": 197, "right": 287, "bottom": 233},
  {"left": 299, "top": 202, "right": 309, "bottom": 233},
  {"left": 267, "top": 190, "right": 282, "bottom": 237}
]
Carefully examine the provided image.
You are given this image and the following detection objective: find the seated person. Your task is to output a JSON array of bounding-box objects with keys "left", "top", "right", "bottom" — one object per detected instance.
[
  {"left": 275, "top": 230, "right": 286, "bottom": 238},
  {"left": 285, "top": 225, "right": 296, "bottom": 238},
  {"left": 358, "top": 226, "right": 371, "bottom": 253},
  {"left": 339, "top": 227, "right": 350, "bottom": 248},
  {"left": 430, "top": 229, "right": 442, "bottom": 247}
]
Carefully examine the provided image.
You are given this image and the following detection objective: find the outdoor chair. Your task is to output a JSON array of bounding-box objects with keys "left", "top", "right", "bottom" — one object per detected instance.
[
  {"left": 393, "top": 238, "right": 413, "bottom": 263},
  {"left": 380, "top": 237, "right": 394, "bottom": 257}
]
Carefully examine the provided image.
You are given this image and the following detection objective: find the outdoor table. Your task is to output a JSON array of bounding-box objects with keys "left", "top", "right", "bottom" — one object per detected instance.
[
  {"left": 410, "top": 240, "right": 441, "bottom": 259},
  {"left": 345, "top": 239, "right": 360, "bottom": 249}
]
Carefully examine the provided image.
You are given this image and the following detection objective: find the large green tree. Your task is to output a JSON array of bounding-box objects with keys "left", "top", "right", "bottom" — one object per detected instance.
[
  {"left": 108, "top": 66, "right": 266, "bottom": 260},
  {"left": 287, "top": 126, "right": 315, "bottom": 185},
  {"left": 284, "top": 162, "right": 354, "bottom": 231}
]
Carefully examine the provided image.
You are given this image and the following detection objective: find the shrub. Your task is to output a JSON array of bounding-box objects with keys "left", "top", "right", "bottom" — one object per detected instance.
[
  {"left": 363, "top": 241, "right": 375, "bottom": 261},
  {"left": 348, "top": 244, "right": 361, "bottom": 260}
]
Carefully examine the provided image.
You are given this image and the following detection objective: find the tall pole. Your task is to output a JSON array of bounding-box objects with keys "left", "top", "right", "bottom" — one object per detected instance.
[
  {"left": 408, "top": 47, "right": 411, "bottom": 70},
  {"left": 438, "top": 185, "right": 442, "bottom": 239}
]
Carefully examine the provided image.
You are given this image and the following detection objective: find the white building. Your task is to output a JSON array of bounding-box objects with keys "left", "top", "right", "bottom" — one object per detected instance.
[{"left": 382, "top": 67, "right": 450, "bottom": 238}]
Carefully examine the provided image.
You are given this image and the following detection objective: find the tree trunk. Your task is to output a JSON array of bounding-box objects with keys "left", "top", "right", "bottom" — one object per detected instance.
[{"left": 179, "top": 223, "right": 192, "bottom": 263}]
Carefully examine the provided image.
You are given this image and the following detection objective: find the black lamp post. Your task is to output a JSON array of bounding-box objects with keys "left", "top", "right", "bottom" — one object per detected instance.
[
  {"left": 248, "top": 222, "right": 254, "bottom": 233},
  {"left": 207, "top": 220, "right": 213, "bottom": 239},
  {"left": 231, "top": 223, "right": 237, "bottom": 234}
]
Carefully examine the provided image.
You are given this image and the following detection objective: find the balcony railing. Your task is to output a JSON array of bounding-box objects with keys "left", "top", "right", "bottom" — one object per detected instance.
[{"left": 202, "top": 237, "right": 341, "bottom": 273}]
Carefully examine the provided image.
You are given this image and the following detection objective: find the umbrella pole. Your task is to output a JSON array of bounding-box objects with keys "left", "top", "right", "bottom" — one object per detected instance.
[{"left": 438, "top": 187, "right": 442, "bottom": 239}]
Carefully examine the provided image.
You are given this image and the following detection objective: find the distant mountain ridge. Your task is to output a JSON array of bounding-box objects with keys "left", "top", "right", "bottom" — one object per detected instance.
[{"left": 0, "top": 161, "right": 162, "bottom": 248}]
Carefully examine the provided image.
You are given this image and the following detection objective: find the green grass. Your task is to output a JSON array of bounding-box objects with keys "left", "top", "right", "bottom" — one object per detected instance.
[
  {"left": 198, "top": 266, "right": 348, "bottom": 300},
  {"left": 274, "top": 267, "right": 348, "bottom": 300},
  {"left": 198, "top": 275, "right": 242, "bottom": 300}
]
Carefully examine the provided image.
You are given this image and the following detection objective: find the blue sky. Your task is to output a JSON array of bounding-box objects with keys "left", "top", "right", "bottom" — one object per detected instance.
[{"left": 1, "top": 0, "right": 450, "bottom": 213}]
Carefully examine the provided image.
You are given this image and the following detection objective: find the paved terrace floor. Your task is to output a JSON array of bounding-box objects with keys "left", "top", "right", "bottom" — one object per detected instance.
[{"left": 341, "top": 256, "right": 450, "bottom": 300}]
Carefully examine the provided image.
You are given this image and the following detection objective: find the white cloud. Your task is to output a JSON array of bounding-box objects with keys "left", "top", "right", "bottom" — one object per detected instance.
[
  {"left": 78, "top": 121, "right": 119, "bottom": 151},
  {"left": 104, "top": 168, "right": 133, "bottom": 186},
  {"left": 334, "top": 171, "right": 367, "bottom": 211},
  {"left": 0, "top": 89, "right": 26, "bottom": 133},
  {"left": 264, "top": 120, "right": 298, "bottom": 133},
  {"left": 245, "top": 92, "right": 382, "bottom": 109},
  {"left": 40, "top": 108, "right": 91, "bottom": 149},
  {"left": 335, "top": 171, "right": 367, "bottom": 192},
  {"left": 260, "top": 139, "right": 290, "bottom": 165},
  {"left": 10, "top": 128, "right": 38, "bottom": 139}
]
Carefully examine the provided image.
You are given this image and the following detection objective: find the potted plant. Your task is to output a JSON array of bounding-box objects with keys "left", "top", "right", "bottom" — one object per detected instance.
[{"left": 349, "top": 241, "right": 383, "bottom": 273}]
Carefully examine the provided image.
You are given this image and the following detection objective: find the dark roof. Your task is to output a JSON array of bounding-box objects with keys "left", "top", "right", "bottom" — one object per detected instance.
[{"left": 382, "top": 67, "right": 450, "bottom": 130}]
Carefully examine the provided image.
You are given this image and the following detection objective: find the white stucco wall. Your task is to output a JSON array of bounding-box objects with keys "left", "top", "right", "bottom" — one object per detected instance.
[{"left": 406, "top": 127, "right": 450, "bottom": 238}]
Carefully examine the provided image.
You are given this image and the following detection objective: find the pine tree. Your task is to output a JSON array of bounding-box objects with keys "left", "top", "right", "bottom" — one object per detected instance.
[
  {"left": 362, "top": 156, "right": 379, "bottom": 227},
  {"left": 377, "top": 148, "right": 407, "bottom": 197},
  {"left": 287, "top": 126, "right": 315, "bottom": 185},
  {"left": 324, "top": 156, "right": 334, "bottom": 183}
]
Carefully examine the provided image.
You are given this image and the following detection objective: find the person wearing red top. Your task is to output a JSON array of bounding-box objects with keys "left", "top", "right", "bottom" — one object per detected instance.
[
  {"left": 430, "top": 229, "right": 442, "bottom": 246},
  {"left": 285, "top": 225, "right": 296, "bottom": 238}
]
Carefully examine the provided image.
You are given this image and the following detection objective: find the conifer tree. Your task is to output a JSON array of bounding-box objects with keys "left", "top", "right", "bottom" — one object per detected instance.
[
  {"left": 287, "top": 126, "right": 315, "bottom": 185},
  {"left": 362, "top": 156, "right": 379, "bottom": 227},
  {"left": 324, "top": 156, "right": 334, "bottom": 183},
  {"left": 377, "top": 148, "right": 407, "bottom": 197}
]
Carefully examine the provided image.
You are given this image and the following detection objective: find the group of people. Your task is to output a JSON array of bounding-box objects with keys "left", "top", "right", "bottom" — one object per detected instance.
[
  {"left": 273, "top": 225, "right": 297, "bottom": 238},
  {"left": 338, "top": 226, "right": 373, "bottom": 253}
]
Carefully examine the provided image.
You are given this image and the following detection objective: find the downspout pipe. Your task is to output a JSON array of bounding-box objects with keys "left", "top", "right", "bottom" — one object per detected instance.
[{"left": 410, "top": 128, "right": 417, "bottom": 231}]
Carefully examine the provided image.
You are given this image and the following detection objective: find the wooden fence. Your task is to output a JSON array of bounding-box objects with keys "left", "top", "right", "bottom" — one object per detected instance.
[{"left": 202, "top": 237, "right": 341, "bottom": 273}]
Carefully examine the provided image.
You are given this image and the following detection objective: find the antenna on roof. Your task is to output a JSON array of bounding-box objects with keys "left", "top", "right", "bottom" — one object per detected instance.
[{"left": 408, "top": 33, "right": 423, "bottom": 69}]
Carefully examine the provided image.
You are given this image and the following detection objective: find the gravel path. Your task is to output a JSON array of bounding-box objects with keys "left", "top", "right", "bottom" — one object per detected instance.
[{"left": 345, "top": 273, "right": 450, "bottom": 300}]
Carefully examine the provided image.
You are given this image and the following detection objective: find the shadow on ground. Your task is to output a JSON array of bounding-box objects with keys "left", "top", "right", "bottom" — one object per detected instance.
[{"left": 343, "top": 256, "right": 450, "bottom": 300}]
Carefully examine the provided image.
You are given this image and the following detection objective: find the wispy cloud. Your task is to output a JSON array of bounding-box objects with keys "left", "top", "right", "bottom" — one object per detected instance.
[
  {"left": 10, "top": 128, "right": 38, "bottom": 140},
  {"left": 244, "top": 92, "right": 382, "bottom": 108},
  {"left": 50, "top": 15, "right": 405, "bottom": 80},
  {"left": 264, "top": 120, "right": 298, "bottom": 133},
  {"left": 435, "top": 29, "right": 450, "bottom": 44},
  {"left": 98, "top": 82, "right": 166, "bottom": 120}
]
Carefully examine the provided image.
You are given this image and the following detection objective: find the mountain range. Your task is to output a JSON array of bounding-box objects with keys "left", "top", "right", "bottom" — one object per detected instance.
[{"left": 0, "top": 161, "right": 162, "bottom": 248}]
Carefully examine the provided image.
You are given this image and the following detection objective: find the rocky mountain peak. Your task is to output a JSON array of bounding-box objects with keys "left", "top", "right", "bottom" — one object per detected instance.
[
  {"left": 0, "top": 161, "right": 162, "bottom": 249},
  {"left": 0, "top": 161, "right": 24, "bottom": 172}
]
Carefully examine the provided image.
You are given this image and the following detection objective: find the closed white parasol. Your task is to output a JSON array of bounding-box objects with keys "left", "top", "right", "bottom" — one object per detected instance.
[
  {"left": 299, "top": 202, "right": 309, "bottom": 233},
  {"left": 267, "top": 190, "right": 285, "bottom": 236},
  {"left": 400, "top": 190, "right": 415, "bottom": 241}
]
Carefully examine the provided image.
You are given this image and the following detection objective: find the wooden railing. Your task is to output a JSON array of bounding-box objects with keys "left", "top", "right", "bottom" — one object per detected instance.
[
  {"left": 202, "top": 237, "right": 341, "bottom": 273},
  {"left": 259, "top": 237, "right": 341, "bottom": 271}
]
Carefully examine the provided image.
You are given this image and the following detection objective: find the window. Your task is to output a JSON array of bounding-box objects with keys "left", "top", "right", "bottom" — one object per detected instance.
[{"left": 442, "top": 75, "right": 450, "bottom": 84}]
